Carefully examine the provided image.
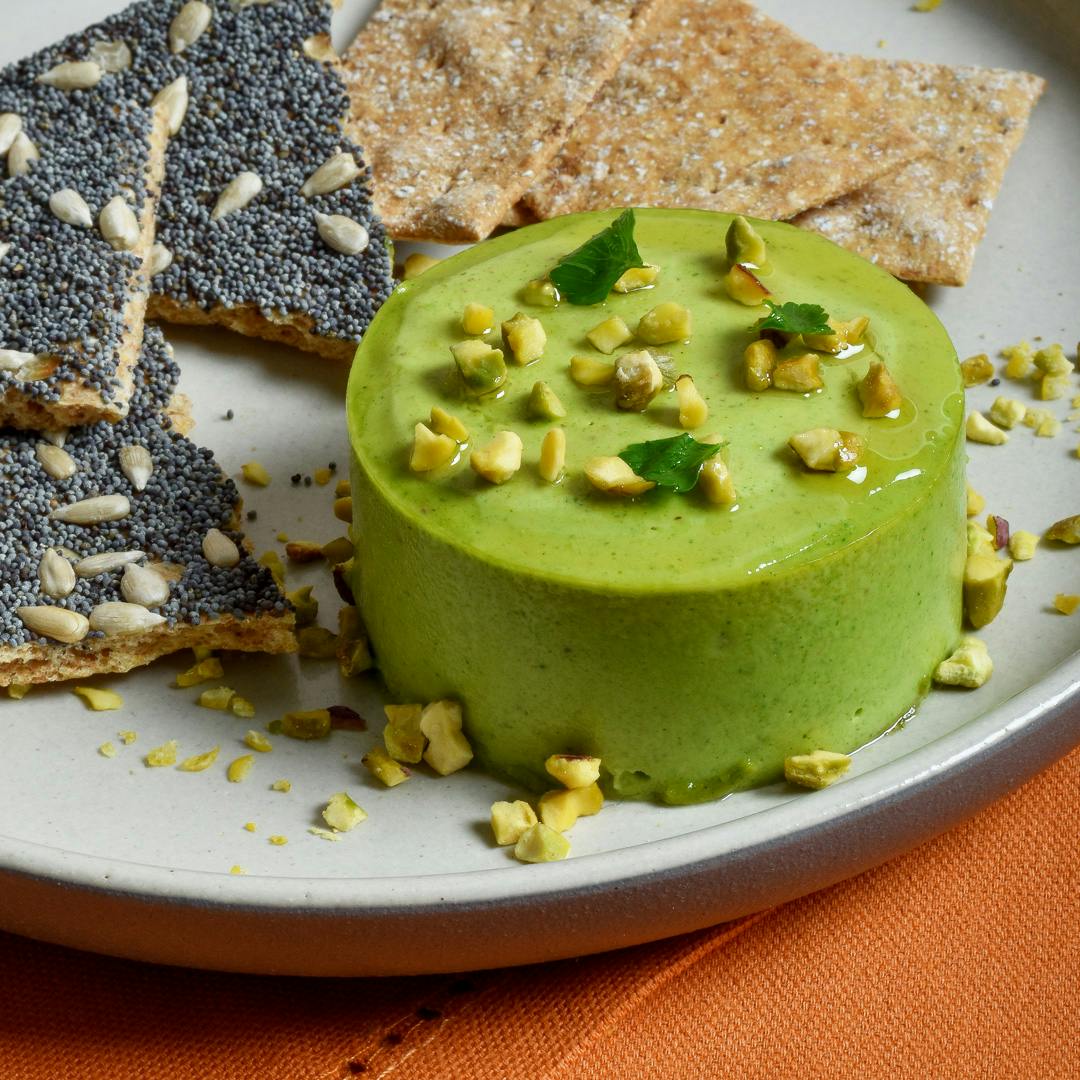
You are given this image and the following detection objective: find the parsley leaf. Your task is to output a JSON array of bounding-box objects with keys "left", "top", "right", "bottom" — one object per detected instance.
[
  {"left": 618, "top": 433, "right": 723, "bottom": 494},
  {"left": 549, "top": 208, "right": 644, "bottom": 305},
  {"left": 752, "top": 300, "right": 831, "bottom": 337}
]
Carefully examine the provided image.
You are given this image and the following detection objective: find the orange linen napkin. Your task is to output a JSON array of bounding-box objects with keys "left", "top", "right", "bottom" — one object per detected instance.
[{"left": 0, "top": 744, "right": 1076, "bottom": 1079}]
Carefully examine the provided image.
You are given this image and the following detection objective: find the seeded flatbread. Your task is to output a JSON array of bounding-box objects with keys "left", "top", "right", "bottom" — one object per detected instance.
[
  {"left": 0, "top": 326, "right": 294, "bottom": 688},
  {"left": 522, "top": 0, "right": 929, "bottom": 224},
  {"left": 342, "top": 0, "right": 666, "bottom": 244},
  {"left": 792, "top": 59, "right": 1046, "bottom": 286},
  {"left": 0, "top": 47, "right": 167, "bottom": 431},
  {"left": 29, "top": 0, "right": 394, "bottom": 363}
]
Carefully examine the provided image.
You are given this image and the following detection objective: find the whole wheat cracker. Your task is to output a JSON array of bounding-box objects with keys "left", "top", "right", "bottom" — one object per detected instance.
[
  {"left": 522, "top": 0, "right": 928, "bottom": 224},
  {"left": 0, "top": 327, "right": 294, "bottom": 688},
  {"left": 342, "top": 0, "right": 667, "bottom": 244},
  {"left": 793, "top": 59, "right": 1046, "bottom": 287}
]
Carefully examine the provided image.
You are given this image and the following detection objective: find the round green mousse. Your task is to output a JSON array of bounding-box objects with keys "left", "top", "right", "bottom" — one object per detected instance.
[{"left": 347, "top": 208, "right": 966, "bottom": 804}]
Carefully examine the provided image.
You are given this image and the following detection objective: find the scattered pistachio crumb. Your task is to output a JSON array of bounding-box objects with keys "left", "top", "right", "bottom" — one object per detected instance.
[
  {"left": 118, "top": 730, "right": 137, "bottom": 745},
  {"left": 419, "top": 700, "right": 473, "bottom": 775},
  {"left": 268, "top": 835, "right": 289, "bottom": 846},
  {"left": 178, "top": 746, "right": 220, "bottom": 772},
  {"left": 538, "top": 783, "right": 603, "bottom": 832},
  {"left": 73, "top": 686, "right": 123, "bottom": 711},
  {"left": 98, "top": 741, "right": 117, "bottom": 759},
  {"left": 1045, "top": 515, "right": 1080, "bottom": 544},
  {"left": 244, "top": 730, "right": 273, "bottom": 753},
  {"left": 198, "top": 686, "right": 235, "bottom": 710},
  {"left": 1001, "top": 341, "right": 1035, "bottom": 379},
  {"left": 784, "top": 749, "right": 851, "bottom": 789},
  {"left": 240, "top": 461, "right": 271, "bottom": 487},
  {"left": 296, "top": 626, "right": 338, "bottom": 659},
  {"left": 145, "top": 740, "right": 179, "bottom": 768},
  {"left": 313, "top": 467, "right": 333, "bottom": 486},
  {"left": 271, "top": 779, "right": 292, "bottom": 793},
  {"left": 461, "top": 302, "right": 494, "bottom": 336},
  {"left": 244, "top": 822, "right": 256, "bottom": 833},
  {"left": 362, "top": 745, "right": 411, "bottom": 787},
  {"left": 309, "top": 826, "right": 341, "bottom": 842},
  {"left": 227, "top": 755, "right": 254, "bottom": 783},
  {"left": 988, "top": 397, "right": 1026, "bottom": 430},
  {"left": 1009, "top": 530, "right": 1038, "bottom": 561},
  {"left": 913, "top": 0, "right": 943, "bottom": 13},
  {"left": 321, "top": 536, "right": 354, "bottom": 565},
  {"left": 958, "top": 353, "right": 993, "bottom": 387},
  {"left": 258, "top": 549, "right": 285, "bottom": 586},
  {"left": 403, "top": 252, "right": 439, "bottom": 279},
  {"left": 285, "top": 540, "right": 324, "bottom": 564},
  {"left": 275, "top": 530, "right": 289, "bottom": 543},
  {"left": 322, "top": 791, "right": 367, "bottom": 832},
  {"left": 514, "top": 822, "right": 570, "bottom": 863},
  {"left": 230, "top": 696, "right": 256, "bottom": 719},
  {"left": 934, "top": 636, "right": 993, "bottom": 688},
  {"left": 176, "top": 656, "right": 224, "bottom": 687},
  {"left": 491, "top": 800, "right": 539, "bottom": 846},
  {"left": 1054, "top": 594, "right": 1080, "bottom": 615},
  {"left": 230, "top": 865, "right": 246, "bottom": 876},
  {"left": 966, "top": 411, "right": 1007, "bottom": 445},
  {"left": 281, "top": 708, "right": 332, "bottom": 739},
  {"left": 966, "top": 484, "right": 985, "bottom": 517},
  {"left": 7, "top": 684, "right": 30, "bottom": 700}
]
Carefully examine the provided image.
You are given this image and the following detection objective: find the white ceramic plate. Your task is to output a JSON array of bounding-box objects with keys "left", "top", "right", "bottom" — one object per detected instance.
[{"left": 1, "top": 0, "right": 1078, "bottom": 976}]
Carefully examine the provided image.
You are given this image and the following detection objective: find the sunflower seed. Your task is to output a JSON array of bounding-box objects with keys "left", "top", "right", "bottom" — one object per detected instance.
[
  {"left": 49, "top": 494, "right": 131, "bottom": 524},
  {"left": 49, "top": 188, "right": 93, "bottom": 229},
  {"left": 35, "top": 441, "right": 78, "bottom": 480},
  {"left": 0, "top": 113, "right": 21, "bottom": 156},
  {"left": 40, "top": 428, "right": 68, "bottom": 448},
  {"left": 99, "top": 195, "right": 140, "bottom": 252},
  {"left": 169, "top": 1, "right": 212, "bottom": 54},
  {"left": 89, "top": 40, "right": 132, "bottom": 73},
  {"left": 145, "top": 243, "right": 173, "bottom": 277},
  {"left": 17, "top": 605, "right": 90, "bottom": 643},
  {"left": 314, "top": 212, "right": 369, "bottom": 256},
  {"left": 76, "top": 550, "right": 145, "bottom": 577},
  {"left": 121, "top": 562, "right": 171, "bottom": 608},
  {"left": 55, "top": 546, "right": 81, "bottom": 562},
  {"left": 203, "top": 527, "right": 240, "bottom": 568},
  {"left": 118, "top": 444, "right": 153, "bottom": 490},
  {"left": 89, "top": 602, "right": 166, "bottom": 635},
  {"left": 0, "top": 349, "right": 36, "bottom": 372},
  {"left": 37, "top": 60, "right": 103, "bottom": 91},
  {"left": 230, "top": 0, "right": 274, "bottom": 8},
  {"left": 38, "top": 548, "right": 77, "bottom": 600},
  {"left": 8, "top": 131, "right": 39, "bottom": 177},
  {"left": 152, "top": 75, "right": 189, "bottom": 137},
  {"left": 211, "top": 171, "right": 263, "bottom": 221},
  {"left": 300, "top": 151, "right": 360, "bottom": 198}
]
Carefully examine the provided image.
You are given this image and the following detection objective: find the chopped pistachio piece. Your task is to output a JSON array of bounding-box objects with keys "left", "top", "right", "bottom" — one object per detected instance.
[
  {"left": 675, "top": 374, "right": 708, "bottom": 429},
  {"left": 966, "top": 485, "right": 985, "bottom": 517},
  {"left": 584, "top": 456, "right": 655, "bottom": 496},
  {"left": 501, "top": 312, "right": 546, "bottom": 365},
  {"left": 514, "top": 822, "right": 570, "bottom": 863},
  {"left": 362, "top": 745, "right": 411, "bottom": 787},
  {"left": 271, "top": 779, "right": 291, "bottom": 793},
  {"left": 858, "top": 361, "right": 903, "bottom": 416},
  {"left": 176, "top": 656, "right": 224, "bottom": 687},
  {"left": 240, "top": 461, "right": 271, "bottom": 487},
  {"left": 789, "top": 428, "right": 864, "bottom": 472},
  {"left": 99, "top": 741, "right": 117, "bottom": 758},
  {"left": 773, "top": 353, "right": 824, "bottom": 393},
  {"left": 527, "top": 381, "right": 567, "bottom": 421},
  {"left": 725, "top": 215, "right": 767, "bottom": 267},
  {"left": 538, "top": 783, "right": 604, "bottom": 832},
  {"left": 744, "top": 338, "right": 777, "bottom": 392},
  {"left": 145, "top": 740, "right": 178, "bottom": 768},
  {"left": 313, "top": 467, "right": 333, "bottom": 486},
  {"left": 296, "top": 625, "right": 338, "bottom": 659},
  {"left": 285, "top": 540, "right": 324, "bottom": 564},
  {"left": 410, "top": 422, "right": 458, "bottom": 473},
  {"left": 1033, "top": 343, "right": 1072, "bottom": 376},
  {"left": 959, "top": 353, "right": 994, "bottom": 387},
  {"left": 569, "top": 355, "right": 615, "bottom": 387},
  {"left": 1054, "top": 594, "right": 1080, "bottom": 616},
  {"left": 612, "top": 263, "right": 659, "bottom": 293},
  {"left": 1001, "top": 341, "right": 1034, "bottom": 379},
  {"left": 614, "top": 349, "right": 663, "bottom": 411},
  {"left": 539, "top": 428, "right": 567, "bottom": 484},
  {"left": 545, "top": 754, "right": 602, "bottom": 789},
  {"left": 723, "top": 263, "right": 770, "bottom": 306},
  {"left": 258, "top": 549, "right": 285, "bottom": 585},
  {"left": 986, "top": 514, "right": 1010, "bottom": 551},
  {"left": 451, "top": 339, "right": 507, "bottom": 396},
  {"left": 988, "top": 396, "right": 1026, "bottom": 430},
  {"left": 7, "top": 684, "right": 31, "bottom": 700},
  {"left": 521, "top": 277, "right": 559, "bottom": 308},
  {"left": 403, "top": 252, "right": 439, "bottom": 279},
  {"left": 461, "top": 302, "right": 494, "bottom": 336},
  {"left": 321, "top": 536, "right": 355, "bottom": 565},
  {"left": 802, "top": 319, "right": 844, "bottom": 355},
  {"left": 636, "top": 302, "right": 692, "bottom": 345},
  {"left": 281, "top": 708, "right": 332, "bottom": 739},
  {"left": 429, "top": 405, "right": 469, "bottom": 443},
  {"left": 1022, "top": 408, "right": 1061, "bottom": 438},
  {"left": 491, "top": 800, "right": 539, "bottom": 846},
  {"left": 286, "top": 585, "right": 319, "bottom": 628},
  {"left": 1045, "top": 515, "right": 1080, "bottom": 544},
  {"left": 419, "top": 700, "right": 473, "bottom": 776},
  {"left": 384, "top": 704, "right": 426, "bottom": 763},
  {"left": 334, "top": 477, "right": 351, "bottom": 498},
  {"left": 966, "top": 411, "right": 1007, "bottom": 445},
  {"left": 1008, "top": 530, "right": 1038, "bottom": 561},
  {"left": 967, "top": 520, "right": 996, "bottom": 558},
  {"left": 1038, "top": 374, "right": 1071, "bottom": 401},
  {"left": 784, "top": 749, "right": 851, "bottom": 790},
  {"left": 835, "top": 315, "right": 870, "bottom": 346},
  {"left": 73, "top": 686, "right": 123, "bottom": 711},
  {"left": 586, "top": 315, "right": 632, "bottom": 355},
  {"left": 470, "top": 430, "right": 523, "bottom": 484},
  {"left": 934, "top": 636, "right": 993, "bottom": 688},
  {"left": 198, "top": 686, "right": 235, "bottom": 710},
  {"left": 700, "top": 453, "right": 736, "bottom": 506},
  {"left": 227, "top": 755, "right": 254, "bottom": 783},
  {"left": 178, "top": 746, "right": 220, "bottom": 772},
  {"left": 117, "top": 730, "right": 136, "bottom": 745},
  {"left": 337, "top": 604, "right": 374, "bottom": 678},
  {"left": 230, "top": 696, "right": 256, "bottom": 720},
  {"left": 244, "top": 730, "right": 273, "bottom": 753},
  {"left": 963, "top": 553, "right": 1012, "bottom": 628}
]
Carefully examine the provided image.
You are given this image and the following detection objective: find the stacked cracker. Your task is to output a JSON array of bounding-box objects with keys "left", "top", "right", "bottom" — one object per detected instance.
[{"left": 344, "top": 0, "right": 1045, "bottom": 287}]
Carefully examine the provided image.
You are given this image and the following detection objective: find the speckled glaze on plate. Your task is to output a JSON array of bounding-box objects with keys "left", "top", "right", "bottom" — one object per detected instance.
[{"left": 0, "top": 0, "right": 1076, "bottom": 976}]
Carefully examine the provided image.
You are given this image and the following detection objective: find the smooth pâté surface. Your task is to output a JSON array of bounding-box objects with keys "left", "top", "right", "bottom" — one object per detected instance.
[{"left": 348, "top": 209, "right": 967, "bottom": 803}]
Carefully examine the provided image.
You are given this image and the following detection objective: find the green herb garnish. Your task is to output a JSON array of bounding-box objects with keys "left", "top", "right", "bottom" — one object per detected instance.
[
  {"left": 618, "top": 433, "right": 723, "bottom": 494},
  {"left": 753, "top": 300, "right": 831, "bottom": 337},
  {"left": 549, "top": 208, "right": 644, "bottom": 305}
]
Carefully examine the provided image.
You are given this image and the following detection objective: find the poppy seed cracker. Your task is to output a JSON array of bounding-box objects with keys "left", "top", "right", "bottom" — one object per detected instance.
[
  {"left": 342, "top": 0, "right": 667, "bottom": 244},
  {"left": 522, "top": 0, "right": 929, "bottom": 223},
  {"left": 793, "top": 59, "right": 1046, "bottom": 287},
  {"left": 0, "top": 326, "right": 294, "bottom": 687}
]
